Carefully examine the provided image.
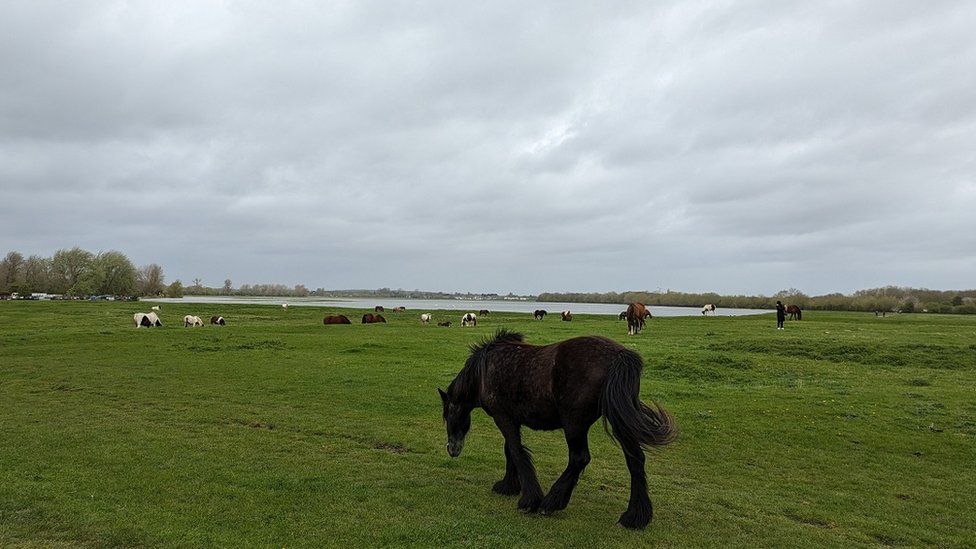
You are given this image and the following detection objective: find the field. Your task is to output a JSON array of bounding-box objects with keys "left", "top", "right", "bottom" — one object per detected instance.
[{"left": 1, "top": 302, "right": 974, "bottom": 547}]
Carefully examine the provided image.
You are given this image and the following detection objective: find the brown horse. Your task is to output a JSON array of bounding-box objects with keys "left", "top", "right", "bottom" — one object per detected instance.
[
  {"left": 324, "top": 315, "right": 351, "bottom": 325},
  {"left": 362, "top": 313, "right": 387, "bottom": 324},
  {"left": 374, "top": 306, "right": 385, "bottom": 312},
  {"left": 561, "top": 311, "right": 572, "bottom": 321},
  {"left": 479, "top": 309, "right": 490, "bottom": 316},
  {"left": 438, "top": 321, "right": 452, "bottom": 327},
  {"left": 534, "top": 310, "right": 547, "bottom": 320},
  {"left": 786, "top": 305, "right": 802, "bottom": 320},
  {"left": 439, "top": 330, "right": 676, "bottom": 529},
  {"left": 626, "top": 302, "right": 651, "bottom": 335}
]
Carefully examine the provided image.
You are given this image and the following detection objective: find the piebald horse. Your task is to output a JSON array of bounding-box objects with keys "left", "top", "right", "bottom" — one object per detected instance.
[
  {"left": 133, "top": 312, "right": 162, "bottom": 327},
  {"left": 461, "top": 313, "right": 477, "bottom": 327},
  {"left": 701, "top": 304, "right": 716, "bottom": 315},
  {"left": 421, "top": 313, "right": 432, "bottom": 324},
  {"left": 183, "top": 315, "right": 204, "bottom": 327}
]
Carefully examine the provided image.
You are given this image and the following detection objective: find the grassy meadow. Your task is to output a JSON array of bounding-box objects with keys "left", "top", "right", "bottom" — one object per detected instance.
[{"left": 1, "top": 301, "right": 974, "bottom": 547}]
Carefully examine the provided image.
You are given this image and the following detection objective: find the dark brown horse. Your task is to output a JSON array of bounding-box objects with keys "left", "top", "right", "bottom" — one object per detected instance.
[
  {"left": 439, "top": 330, "right": 676, "bottom": 529},
  {"left": 374, "top": 305, "right": 385, "bottom": 312},
  {"left": 533, "top": 309, "right": 547, "bottom": 320},
  {"left": 561, "top": 311, "right": 572, "bottom": 321},
  {"left": 479, "top": 309, "right": 490, "bottom": 316},
  {"left": 362, "top": 313, "right": 387, "bottom": 324},
  {"left": 438, "top": 321, "right": 452, "bottom": 327},
  {"left": 324, "top": 315, "right": 351, "bottom": 325},
  {"left": 626, "top": 302, "right": 651, "bottom": 335},
  {"left": 786, "top": 305, "right": 802, "bottom": 320}
]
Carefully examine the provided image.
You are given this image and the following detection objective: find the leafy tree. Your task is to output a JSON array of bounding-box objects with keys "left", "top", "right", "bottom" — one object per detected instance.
[
  {"left": 93, "top": 251, "right": 137, "bottom": 295},
  {"left": 223, "top": 279, "right": 233, "bottom": 294},
  {"left": 951, "top": 295, "right": 963, "bottom": 306},
  {"left": 166, "top": 280, "right": 184, "bottom": 298},
  {"left": 51, "top": 247, "right": 94, "bottom": 294}
]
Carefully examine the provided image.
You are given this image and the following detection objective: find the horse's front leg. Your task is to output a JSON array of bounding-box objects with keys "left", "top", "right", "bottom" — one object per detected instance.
[
  {"left": 495, "top": 418, "right": 543, "bottom": 512},
  {"left": 539, "top": 424, "right": 591, "bottom": 515},
  {"left": 492, "top": 442, "right": 521, "bottom": 495}
]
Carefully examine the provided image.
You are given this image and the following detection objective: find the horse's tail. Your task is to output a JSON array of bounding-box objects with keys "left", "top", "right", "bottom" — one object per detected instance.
[{"left": 601, "top": 350, "right": 677, "bottom": 453}]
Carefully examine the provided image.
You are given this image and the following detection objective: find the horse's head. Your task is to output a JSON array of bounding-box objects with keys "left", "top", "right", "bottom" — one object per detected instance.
[{"left": 439, "top": 387, "right": 472, "bottom": 458}]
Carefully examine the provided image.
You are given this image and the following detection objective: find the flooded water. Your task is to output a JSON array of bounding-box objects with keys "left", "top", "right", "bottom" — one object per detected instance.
[{"left": 144, "top": 295, "right": 768, "bottom": 317}]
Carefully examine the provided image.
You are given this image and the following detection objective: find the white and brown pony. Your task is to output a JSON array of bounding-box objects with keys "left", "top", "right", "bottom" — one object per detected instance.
[
  {"left": 183, "top": 315, "right": 204, "bottom": 327},
  {"left": 421, "top": 313, "right": 432, "bottom": 324},
  {"left": 282, "top": 303, "right": 289, "bottom": 311},
  {"left": 210, "top": 316, "right": 226, "bottom": 325},
  {"left": 133, "top": 312, "right": 162, "bottom": 327},
  {"left": 701, "top": 304, "right": 716, "bottom": 315},
  {"left": 461, "top": 313, "right": 477, "bottom": 327},
  {"left": 561, "top": 311, "right": 572, "bottom": 321}
]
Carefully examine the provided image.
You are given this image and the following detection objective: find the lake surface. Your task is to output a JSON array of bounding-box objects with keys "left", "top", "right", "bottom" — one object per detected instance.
[{"left": 144, "top": 296, "right": 768, "bottom": 317}]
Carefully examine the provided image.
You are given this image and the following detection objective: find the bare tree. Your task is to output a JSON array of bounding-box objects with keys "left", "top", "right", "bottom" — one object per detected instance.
[
  {"left": 1, "top": 251, "right": 25, "bottom": 290},
  {"left": 137, "top": 264, "right": 166, "bottom": 296},
  {"left": 23, "top": 255, "right": 51, "bottom": 293},
  {"left": 222, "top": 279, "right": 233, "bottom": 294}
]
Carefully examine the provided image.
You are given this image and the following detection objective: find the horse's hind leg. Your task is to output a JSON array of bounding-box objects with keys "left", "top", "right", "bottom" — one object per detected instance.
[
  {"left": 539, "top": 424, "right": 591, "bottom": 515},
  {"left": 618, "top": 440, "right": 653, "bottom": 529},
  {"left": 492, "top": 443, "right": 521, "bottom": 496}
]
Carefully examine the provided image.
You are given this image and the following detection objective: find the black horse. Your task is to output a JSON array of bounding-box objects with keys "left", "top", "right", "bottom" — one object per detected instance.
[
  {"left": 533, "top": 309, "right": 547, "bottom": 320},
  {"left": 439, "top": 330, "right": 676, "bottom": 529}
]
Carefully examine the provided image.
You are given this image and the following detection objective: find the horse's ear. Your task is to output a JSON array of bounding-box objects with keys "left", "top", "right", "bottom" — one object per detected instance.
[{"left": 438, "top": 388, "right": 448, "bottom": 402}]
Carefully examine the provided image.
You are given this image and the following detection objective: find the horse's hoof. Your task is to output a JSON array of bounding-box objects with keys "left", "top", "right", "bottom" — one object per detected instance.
[
  {"left": 518, "top": 494, "right": 542, "bottom": 513},
  {"left": 492, "top": 480, "right": 520, "bottom": 496},
  {"left": 618, "top": 508, "right": 652, "bottom": 530},
  {"left": 538, "top": 494, "right": 568, "bottom": 515}
]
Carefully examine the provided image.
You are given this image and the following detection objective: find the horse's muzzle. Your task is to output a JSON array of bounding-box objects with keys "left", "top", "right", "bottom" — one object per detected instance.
[{"left": 447, "top": 440, "right": 463, "bottom": 458}]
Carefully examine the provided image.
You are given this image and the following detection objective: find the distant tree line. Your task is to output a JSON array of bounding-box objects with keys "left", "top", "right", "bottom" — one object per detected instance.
[
  {"left": 0, "top": 248, "right": 183, "bottom": 298},
  {"left": 537, "top": 287, "right": 976, "bottom": 314}
]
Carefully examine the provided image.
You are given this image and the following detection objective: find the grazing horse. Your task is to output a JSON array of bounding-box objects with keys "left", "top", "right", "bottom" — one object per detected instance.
[
  {"left": 374, "top": 305, "right": 385, "bottom": 312},
  {"left": 133, "top": 312, "right": 162, "bottom": 327},
  {"left": 362, "top": 313, "right": 387, "bottom": 324},
  {"left": 438, "top": 321, "right": 452, "bottom": 327},
  {"left": 619, "top": 311, "right": 628, "bottom": 320},
  {"left": 701, "top": 304, "right": 716, "bottom": 315},
  {"left": 626, "top": 303, "right": 651, "bottom": 335},
  {"left": 534, "top": 310, "right": 547, "bottom": 320},
  {"left": 561, "top": 311, "right": 572, "bottom": 321},
  {"left": 324, "top": 315, "right": 351, "bottom": 324},
  {"left": 421, "top": 313, "right": 432, "bottom": 324},
  {"left": 479, "top": 309, "right": 490, "bottom": 316},
  {"left": 393, "top": 306, "right": 406, "bottom": 312},
  {"left": 282, "top": 303, "right": 289, "bottom": 311},
  {"left": 439, "top": 330, "right": 676, "bottom": 529},
  {"left": 210, "top": 316, "right": 225, "bottom": 326},
  {"left": 461, "top": 313, "right": 477, "bottom": 327},
  {"left": 183, "top": 315, "right": 204, "bottom": 327},
  {"left": 786, "top": 305, "right": 802, "bottom": 320},
  {"left": 151, "top": 305, "right": 161, "bottom": 311}
]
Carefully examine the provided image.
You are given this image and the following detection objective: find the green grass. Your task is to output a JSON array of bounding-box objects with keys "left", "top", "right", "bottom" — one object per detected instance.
[{"left": 1, "top": 302, "right": 974, "bottom": 547}]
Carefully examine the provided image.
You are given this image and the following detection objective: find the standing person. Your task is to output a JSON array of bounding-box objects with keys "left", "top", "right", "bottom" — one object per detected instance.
[{"left": 775, "top": 300, "right": 786, "bottom": 330}]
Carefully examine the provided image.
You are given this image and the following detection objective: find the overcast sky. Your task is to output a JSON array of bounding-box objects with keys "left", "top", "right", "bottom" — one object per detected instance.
[{"left": 2, "top": 1, "right": 974, "bottom": 295}]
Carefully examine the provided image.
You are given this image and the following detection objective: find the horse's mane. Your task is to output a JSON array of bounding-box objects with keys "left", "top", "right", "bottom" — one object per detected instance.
[{"left": 449, "top": 329, "right": 525, "bottom": 402}]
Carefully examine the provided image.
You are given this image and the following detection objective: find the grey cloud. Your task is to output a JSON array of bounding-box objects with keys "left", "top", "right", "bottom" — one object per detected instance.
[{"left": 2, "top": 1, "right": 975, "bottom": 294}]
